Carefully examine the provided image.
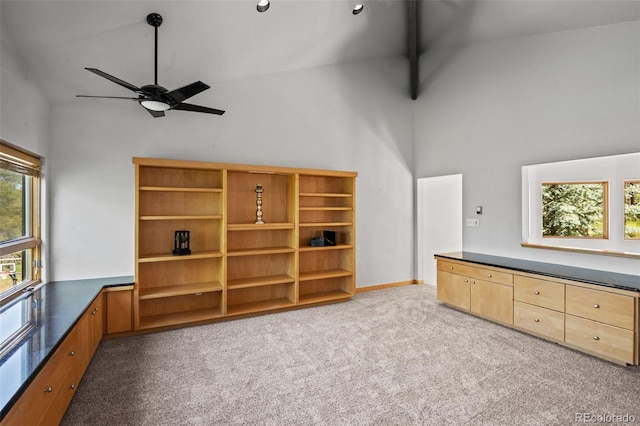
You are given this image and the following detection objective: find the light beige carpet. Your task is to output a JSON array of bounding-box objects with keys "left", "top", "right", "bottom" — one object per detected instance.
[{"left": 61, "top": 284, "right": 640, "bottom": 425}]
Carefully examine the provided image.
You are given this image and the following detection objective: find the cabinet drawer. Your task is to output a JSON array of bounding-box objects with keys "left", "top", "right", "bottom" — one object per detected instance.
[
  {"left": 514, "top": 275, "right": 564, "bottom": 312},
  {"left": 437, "top": 261, "right": 512, "bottom": 286},
  {"left": 514, "top": 301, "right": 564, "bottom": 341},
  {"left": 566, "top": 285, "right": 634, "bottom": 330},
  {"left": 565, "top": 315, "right": 635, "bottom": 365}
]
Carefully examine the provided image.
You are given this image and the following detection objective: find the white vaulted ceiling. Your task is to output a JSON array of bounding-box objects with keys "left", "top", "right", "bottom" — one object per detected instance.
[{"left": 1, "top": 0, "right": 639, "bottom": 106}]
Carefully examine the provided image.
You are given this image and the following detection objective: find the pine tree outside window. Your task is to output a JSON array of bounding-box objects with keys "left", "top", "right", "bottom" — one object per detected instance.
[{"left": 542, "top": 182, "right": 608, "bottom": 239}]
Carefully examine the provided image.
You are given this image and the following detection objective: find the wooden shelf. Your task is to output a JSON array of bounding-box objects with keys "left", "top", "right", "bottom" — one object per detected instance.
[
  {"left": 138, "top": 308, "right": 223, "bottom": 329},
  {"left": 138, "top": 250, "right": 223, "bottom": 263},
  {"left": 299, "top": 207, "right": 352, "bottom": 211},
  {"left": 299, "top": 244, "right": 353, "bottom": 252},
  {"left": 138, "top": 281, "right": 223, "bottom": 300},
  {"left": 299, "top": 222, "right": 353, "bottom": 227},
  {"left": 299, "top": 192, "right": 352, "bottom": 198},
  {"left": 227, "top": 223, "right": 295, "bottom": 231},
  {"left": 140, "top": 186, "right": 223, "bottom": 193},
  {"left": 226, "top": 298, "right": 295, "bottom": 316},
  {"left": 299, "top": 290, "right": 352, "bottom": 304},
  {"left": 227, "top": 246, "right": 295, "bottom": 256},
  {"left": 139, "top": 215, "right": 222, "bottom": 221},
  {"left": 299, "top": 269, "right": 352, "bottom": 281},
  {"left": 227, "top": 274, "right": 295, "bottom": 290}
]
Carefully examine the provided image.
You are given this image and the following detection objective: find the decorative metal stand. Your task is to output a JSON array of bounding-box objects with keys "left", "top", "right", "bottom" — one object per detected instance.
[
  {"left": 173, "top": 230, "right": 191, "bottom": 255},
  {"left": 255, "top": 184, "right": 264, "bottom": 224}
]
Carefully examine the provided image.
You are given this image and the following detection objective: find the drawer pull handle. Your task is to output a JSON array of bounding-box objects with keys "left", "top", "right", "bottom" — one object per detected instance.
[
  {"left": 487, "top": 274, "right": 492, "bottom": 278},
  {"left": 593, "top": 304, "right": 600, "bottom": 309},
  {"left": 69, "top": 384, "right": 76, "bottom": 390},
  {"left": 69, "top": 351, "right": 75, "bottom": 356},
  {"left": 450, "top": 266, "right": 454, "bottom": 270},
  {"left": 534, "top": 318, "right": 540, "bottom": 322},
  {"left": 593, "top": 336, "right": 600, "bottom": 341},
  {"left": 45, "top": 386, "right": 53, "bottom": 393},
  {"left": 464, "top": 279, "right": 468, "bottom": 282},
  {"left": 471, "top": 280, "right": 476, "bottom": 285},
  {"left": 533, "top": 291, "right": 540, "bottom": 295}
]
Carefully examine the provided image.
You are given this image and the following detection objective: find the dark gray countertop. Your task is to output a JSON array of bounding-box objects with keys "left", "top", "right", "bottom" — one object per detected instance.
[
  {"left": 0, "top": 276, "right": 134, "bottom": 419},
  {"left": 435, "top": 252, "right": 640, "bottom": 292}
]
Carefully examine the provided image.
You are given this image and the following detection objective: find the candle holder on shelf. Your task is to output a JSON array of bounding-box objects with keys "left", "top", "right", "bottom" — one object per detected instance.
[
  {"left": 173, "top": 230, "right": 191, "bottom": 255},
  {"left": 255, "top": 184, "right": 264, "bottom": 224}
]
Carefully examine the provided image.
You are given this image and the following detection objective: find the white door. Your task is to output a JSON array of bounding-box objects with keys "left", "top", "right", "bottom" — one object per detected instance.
[{"left": 417, "top": 174, "right": 463, "bottom": 285}]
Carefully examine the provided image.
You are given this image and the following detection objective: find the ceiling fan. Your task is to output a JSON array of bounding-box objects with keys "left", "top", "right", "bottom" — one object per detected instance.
[{"left": 77, "top": 13, "right": 225, "bottom": 118}]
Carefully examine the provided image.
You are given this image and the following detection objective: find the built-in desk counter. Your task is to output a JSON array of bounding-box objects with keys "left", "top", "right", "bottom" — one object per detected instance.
[
  {"left": 435, "top": 252, "right": 639, "bottom": 365},
  {"left": 0, "top": 276, "right": 133, "bottom": 423}
]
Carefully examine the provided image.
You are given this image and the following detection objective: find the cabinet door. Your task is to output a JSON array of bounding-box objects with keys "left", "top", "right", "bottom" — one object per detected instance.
[
  {"left": 470, "top": 279, "right": 513, "bottom": 325},
  {"left": 106, "top": 289, "right": 133, "bottom": 334},
  {"left": 436, "top": 271, "right": 470, "bottom": 310}
]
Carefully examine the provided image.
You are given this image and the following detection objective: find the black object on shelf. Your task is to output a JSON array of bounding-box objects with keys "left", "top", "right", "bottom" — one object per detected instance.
[{"left": 173, "top": 230, "right": 191, "bottom": 255}]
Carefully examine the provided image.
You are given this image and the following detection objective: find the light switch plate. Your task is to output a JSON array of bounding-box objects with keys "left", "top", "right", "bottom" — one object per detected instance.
[{"left": 466, "top": 218, "right": 480, "bottom": 227}]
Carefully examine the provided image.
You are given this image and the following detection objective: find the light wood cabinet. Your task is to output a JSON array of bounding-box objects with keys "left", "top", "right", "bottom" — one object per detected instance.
[
  {"left": 436, "top": 256, "right": 640, "bottom": 365},
  {"left": 133, "top": 158, "right": 356, "bottom": 330},
  {"left": 436, "top": 260, "right": 513, "bottom": 325}
]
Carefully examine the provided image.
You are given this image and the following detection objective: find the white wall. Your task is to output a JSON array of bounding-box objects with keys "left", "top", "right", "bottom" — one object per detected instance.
[
  {"left": 414, "top": 21, "right": 640, "bottom": 275},
  {"left": 48, "top": 57, "right": 415, "bottom": 286},
  {"left": 1, "top": 23, "right": 51, "bottom": 281}
]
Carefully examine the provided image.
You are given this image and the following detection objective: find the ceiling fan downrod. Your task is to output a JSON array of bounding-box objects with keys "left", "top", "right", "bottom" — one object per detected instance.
[{"left": 146, "top": 13, "right": 163, "bottom": 85}]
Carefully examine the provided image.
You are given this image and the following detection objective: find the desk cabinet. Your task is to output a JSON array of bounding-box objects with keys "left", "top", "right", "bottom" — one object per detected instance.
[
  {"left": 1, "top": 292, "right": 105, "bottom": 425},
  {"left": 436, "top": 257, "right": 639, "bottom": 365}
]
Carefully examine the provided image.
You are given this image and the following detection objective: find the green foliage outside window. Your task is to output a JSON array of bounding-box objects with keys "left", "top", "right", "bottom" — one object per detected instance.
[
  {"left": 542, "top": 182, "right": 606, "bottom": 238},
  {"left": 0, "top": 169, "right": 25, "bottom": 242},
  {"left": 625, "top": 181, "right": 640, "bottom": 239}
]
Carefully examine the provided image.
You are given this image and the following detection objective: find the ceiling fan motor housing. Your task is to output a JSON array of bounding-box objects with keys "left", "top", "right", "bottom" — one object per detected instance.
[{"left": 146, "top": 13, "right": 163, "bottom": 27}]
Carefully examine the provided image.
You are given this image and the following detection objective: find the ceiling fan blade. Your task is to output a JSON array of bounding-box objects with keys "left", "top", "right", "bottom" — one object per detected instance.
[
  {"left": 142, "top": 107, "right": 165, "bottom": 118},
  {"left": 166, "top": 81, "right": 210, "bottom": 103},
  {"left": 76, "top": 95, "right": 141, "bottom": 101},
  {"left": 85, "top": 68, "right": 142, "bottom": 92},
  {"left": 173, "top": 103, "right": 225, "bottom": 115}
]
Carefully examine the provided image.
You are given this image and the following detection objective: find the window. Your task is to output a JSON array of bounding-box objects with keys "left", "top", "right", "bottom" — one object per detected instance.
[
  {"left": 0, "top": 141, "right": 41, "bottom": 302},
  {"left": 625, "top": 180, "right": 640, "bottom": 239},
  {"left": 522, "top": 153, "right": 640, "bottom": 258},
  {"left": 542, "top": 182, "right": 608, "bottom": 238}
]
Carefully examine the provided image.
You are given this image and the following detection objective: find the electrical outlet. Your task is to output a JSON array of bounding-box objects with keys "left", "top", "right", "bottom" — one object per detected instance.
[{"left": 466, "top": 218, "right": 480, "bottom": 227}]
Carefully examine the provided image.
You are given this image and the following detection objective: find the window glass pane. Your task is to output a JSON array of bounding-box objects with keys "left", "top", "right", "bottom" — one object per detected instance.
[
  {"left": 542, "top": 182, "right": 607, "bottom": 238},
  {"left": 0, "top": 169, "right": 28, "bottom": 242},
  {"left": 0, "top": 251, "right": 26, "bottom": 294},
  {"left": 625, "top": 181, "right": 640, "bottom": 239}
]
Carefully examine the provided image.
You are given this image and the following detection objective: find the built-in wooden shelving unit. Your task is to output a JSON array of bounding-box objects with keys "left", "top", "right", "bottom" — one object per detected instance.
[{"left": 133, "top": 157, "right": 356, "bottom": 330}]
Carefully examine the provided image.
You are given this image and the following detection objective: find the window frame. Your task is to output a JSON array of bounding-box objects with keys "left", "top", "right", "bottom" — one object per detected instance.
[
  {"left": 624, "top": 180, "right": 640, "bottom": 240},
  {"left": 0, "top": 141, "right": 42, "bottom": 304},
  {"left": 521, "top": 152, "right": 640, "bottom": 258},
  {"left": 541, "top": 181, "right": 609, "bottom": 239}
]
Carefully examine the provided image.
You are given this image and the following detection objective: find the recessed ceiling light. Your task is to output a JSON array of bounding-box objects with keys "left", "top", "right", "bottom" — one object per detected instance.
[
  {"left": 352, "top": 4, "right": 364, "bottom": 15},
  {"left": 257, "top": 0, "right": 270, "bottom": 12}
]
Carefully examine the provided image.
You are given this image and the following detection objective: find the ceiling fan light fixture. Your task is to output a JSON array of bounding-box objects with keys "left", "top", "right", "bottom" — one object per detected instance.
[
  {"left": 352, "top": 4, "right": 364, "bottom": 15},
  {"left": 140, "top": 100, "right": 171, "bottom": 111},
  {"left": 257, "top": 0, "right": 270, "bottom": 12}
]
